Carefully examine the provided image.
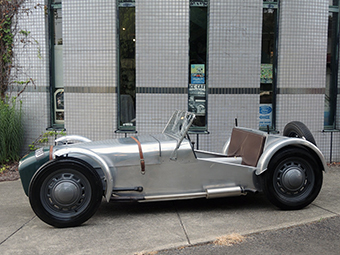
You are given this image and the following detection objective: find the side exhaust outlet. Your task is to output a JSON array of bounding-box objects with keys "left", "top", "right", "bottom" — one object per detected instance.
[{"left": 206, "top": 186, "right": 245, "bottom": 199}]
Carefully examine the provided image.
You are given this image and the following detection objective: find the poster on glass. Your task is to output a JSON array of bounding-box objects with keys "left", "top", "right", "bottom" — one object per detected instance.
[{"left": 189, "top": 84, "right": 206, "bottom": 116}]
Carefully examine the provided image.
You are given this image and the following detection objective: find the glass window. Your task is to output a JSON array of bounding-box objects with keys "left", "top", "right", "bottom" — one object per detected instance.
[
  {"left": 325, "top": 4, "right": 339, "bottom": 129},
  {"left": 263, "top": 0, "right": 277, "bottom": 8},
  {"left": 324, "top": 8, "right": 339, "bottom": 129},
  {"left": 118, "top": 1, "right": 136, "bottom": 131},
  {"left": 54, "top": 88, "right": 64, "bottom": 122},
  {"left": 260, "top": 4, "right": 277, "bottom": 130},
  {"left": 189, "top": 0, "right": 208, "bottom": 132},
  {"left": 50, "top": 1, "right": 64, "bottom": 126}
]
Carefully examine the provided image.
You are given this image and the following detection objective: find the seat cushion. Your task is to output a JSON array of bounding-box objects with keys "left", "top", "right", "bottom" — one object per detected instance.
[{"left": 227, "top": 128, "right": 266, "bottom": 167}]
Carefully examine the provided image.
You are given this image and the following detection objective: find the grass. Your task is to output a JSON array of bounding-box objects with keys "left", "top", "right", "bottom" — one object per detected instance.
[{"left": 0, "top": 97, "right": 23, "bottom": 164}]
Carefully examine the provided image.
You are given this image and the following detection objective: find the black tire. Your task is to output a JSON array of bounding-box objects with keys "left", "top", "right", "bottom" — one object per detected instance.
[
  {"left": 262, "top": 148, "right": 323, "bottom": 210},
  {"left": 283, "top": 121, "right": 316, "bottom": 146},
  {"left": 29, "top": 159, "right": 103, "bottom": 227}
]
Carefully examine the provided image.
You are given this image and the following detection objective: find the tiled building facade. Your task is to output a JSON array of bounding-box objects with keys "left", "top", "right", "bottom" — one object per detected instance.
[{"left": 11, "top": 0, "right": 340, "bottom": 162}]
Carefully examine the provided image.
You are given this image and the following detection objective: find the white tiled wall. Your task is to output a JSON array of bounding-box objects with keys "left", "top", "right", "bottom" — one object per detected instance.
[
  {"left": 63, "top": 0, "right": 117, "bottom": 138},
  {"left": 206, "top": 0, "right": 262, "bottom": 152},
  {"left": 136, "top": 0, "right": 189, "bottom": 89},
  {"left": 277, "top": 0, "right": 329, "bottom": 158},
  {"left": 12, "top": 0, "right": 340, "bottom": 161},
  {"left": 65, "top": 93, "right": 116, "bottom": 140},
  {"left": 13, "top": 0, "right": 49, "bottom": 152},
  {"left": 209, "top": 0, "right": 262, "bottom": 89}
]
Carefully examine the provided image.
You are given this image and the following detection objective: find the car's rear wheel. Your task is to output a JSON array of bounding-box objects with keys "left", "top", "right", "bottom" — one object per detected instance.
[
  {"left": 283, "top": 121, "right": 316, "bottom": 145},
  {"left": 262, "top": 148, "right": 322, "bottom": 210},
  {"left": 29, "top": 159, "right": 103, "bottom": 227}
]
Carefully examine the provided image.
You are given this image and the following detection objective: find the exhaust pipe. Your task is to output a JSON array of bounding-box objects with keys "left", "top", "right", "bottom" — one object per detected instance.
[{"left": 206, "top": 186, "right": 245, "bottom": 199}]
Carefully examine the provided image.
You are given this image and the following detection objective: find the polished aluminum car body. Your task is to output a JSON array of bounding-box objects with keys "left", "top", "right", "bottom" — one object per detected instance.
[{"left": 19, "top": 110, "right": 327, "bottom": 227}]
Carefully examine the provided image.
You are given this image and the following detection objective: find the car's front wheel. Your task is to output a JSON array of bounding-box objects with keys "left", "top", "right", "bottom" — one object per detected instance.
[
  {"left": 261, "top": 148, "right": 322, "bottom": 210},
  {"left": 29, "top": 159, "right": 103, "bottom": 227}
]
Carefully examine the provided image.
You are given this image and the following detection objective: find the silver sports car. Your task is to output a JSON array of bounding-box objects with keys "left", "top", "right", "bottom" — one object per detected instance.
[{"left": 19, "top": 110, "right": 326, "bottom": 227}]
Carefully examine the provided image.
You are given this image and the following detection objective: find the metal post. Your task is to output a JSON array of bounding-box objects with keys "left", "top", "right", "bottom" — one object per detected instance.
[{"left": 330, "top": 131, "right": 333, "bottom": 163}]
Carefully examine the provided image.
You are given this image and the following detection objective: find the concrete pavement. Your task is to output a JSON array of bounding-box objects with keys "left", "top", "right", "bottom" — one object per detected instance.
[
  {"left": 156, "top": 215, "right": 340, "bottom": 254},
  {"left": 0, "top": 167, "right": 340, "bottom": 255}
]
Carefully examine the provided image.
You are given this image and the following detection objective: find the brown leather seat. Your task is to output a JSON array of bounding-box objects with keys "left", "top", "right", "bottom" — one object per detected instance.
[{"left": 227, "top": 128, "right": 266, "bottom": 167}]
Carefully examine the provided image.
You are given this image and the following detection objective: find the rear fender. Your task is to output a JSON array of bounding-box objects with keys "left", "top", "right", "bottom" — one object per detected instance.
[
  {"left": 53, "top": 148, "right": 114, "bottom": 202},
  {"left": 256, "top": 138, "right": 327, "bottom": 175}
]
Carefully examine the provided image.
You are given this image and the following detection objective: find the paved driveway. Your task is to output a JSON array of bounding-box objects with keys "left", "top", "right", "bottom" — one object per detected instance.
[{"left": 1, "top": 167, "right": 339, "bottom": 255}]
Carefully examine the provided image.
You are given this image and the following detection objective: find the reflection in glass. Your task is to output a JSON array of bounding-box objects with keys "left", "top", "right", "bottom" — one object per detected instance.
[
  {"left": 54, "top": 89, "right": 64, "bottom": 123},
  {"left": 51, "top": 2, "right": 64, "bottom": 125},
  {"left": 53, "top": 7, "right": 63, "bottom": 89},
  {"left": 189, "top": 5, "right": 208, "bottom": 130},
  {"left": 325, "top": 11, "right": 338, "bottom": 128},
  {"left": 119, "top": 6, "right": 136, "bottom": 129},
  {"left": 56, "top": 90, "right": 64, "bottom": 110},
  {"left": 260, "top": 8, "right": 276, "bottom": 129},
  {"left": 53, "top": 8, "right": 62, "bottom": 45},
  {"left": 329, "top": 0, "right": 339, "bottom": 6}
]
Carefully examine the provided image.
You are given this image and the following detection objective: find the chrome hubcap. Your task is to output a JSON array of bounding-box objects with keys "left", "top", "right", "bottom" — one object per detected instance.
[
  {"left": 281, "top": 167, "right": 305, "bottom": 192},
  {"left": 52, "top": 180, "right": 81, "bottom": 206}
]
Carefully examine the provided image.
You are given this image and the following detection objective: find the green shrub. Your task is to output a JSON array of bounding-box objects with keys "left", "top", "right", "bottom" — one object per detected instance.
[
  {"left": 0, "top": 97, "right": 23, "bottom": 163},
  {"left": 29, "top": 130, "right": 66, "bottom": 151}
]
